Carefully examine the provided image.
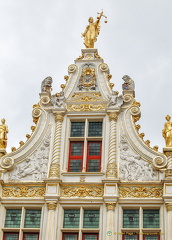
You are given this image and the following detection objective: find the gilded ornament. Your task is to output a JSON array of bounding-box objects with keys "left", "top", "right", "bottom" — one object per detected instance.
[
  {"left": 31, "top": 126, "right": 36, "bottom": 132},
  {"left": 76, "top": 52, "right": 84, "bottom": 60},
  {"left": 40, "top": 96, "right": 51, "bottom": 105},
  {"left": 108, "top": 112, "right": 118, "bottom": 122},
  {"left": 123, "top": 94, "right": 133, "bottom": 103},
  {"left": 133, "top": 116, "right": 140, "bottom": 122},
  {"left": 61, "top": 84, "right": 66, "bottom": 91},
  {"left": 162, "top": 115, "right": 172, "bottom": 147},
  {"left": 82, "top": 11, "right": 107, "bottom": 48},
  {"left": 130, "top": 106, "right": 140, "bottom": 116},
  {"left": 109, "top": 83, "right": 114, "bottom": 90},
  {"left": 153, "top": 145, "right": 159, "bottom": 151},
  {"left": 0, "top": 118, "right": 8, "bottom": 149},
  {"left": 61, "top": 185, "right": 103, "bottom": 198},
  {"left": 135, "top": 124, "right": 141, "bottom": 132},
  {"left": 19, "top": 141, "right": 24, "bottom": 147},
  {"left": 100, "top": 63, "right": 109, "bottom": 72},
  {"left": 78, "top": 65, "right": 96, "bottom": 91},
  {"left": 107, "top": 74, "right": 112, "bottom": 81},
  {"left": 68, "top": 64, "right": 77, "bottom": 73},
  {"left": 54, "top": 114, "right": 64, "bottom": 123},
  {"left": 2, "top": 186, "right": 45, "bottom": 198},
  {"left": 85, "top": 54, "right": 93, "bottom": 60},
  {"left": 106, "top": 161, "right": 118, "bottom": 178},
  {"left": 32, "top": 108, "right": 42, "bottom": 118},
  {"left": 72, "top": 92, "right": 102, "bottom": 99},
  {"left": 139, "top": 133, "right": 145, "bottom": 139},
  {"left": 165, "top": 169, "right": 172, "bottom": 178},
  {"left": 132, "top": 100, "right": 141, "bottom": 107},
  {"left": 166, "top": 204, "right": 172, "bottom": 211},
  {"left": 164, "top": 151, "right": 172, "bottom": 157},
  {"left": 47, "top": 201, "right": 57, "bottom": 211},
  {"left": 26, "top": 134, "right": 31, "bottom": 139},
  {"left": 119, "top": 186, "right": 163, "bottom": 198},
  {"left": 145, "top": 140, "right": 150, "bottom": 147},
  {"left": 94, "top": 51, "right": 102, "bottom": 59},
  {"left": 106, "top": 202, "right": 116, "bottom": 211},
  {"left": 67, "top": 104, "right": 107, "bottom": 112},
  {"left": 49, "top": 162, "right": 60, "bottom": 178},
  {"left": 80, "top": 176, "right": 86, "bottom": 182},
  {"left": 73, "top": 96, "right": 100, "bottom": 102},
  {"left": 153, "top": 156, "right": 167, "bottom": 169},
  {"left": 11, "top": 147, "right": 16, "bottom": 152},
  {"left": 64, "top": 75, "right": 69, "bottom": 82},
  {"left": 0, "top": 157, "right": 14, "bottom": 170}
]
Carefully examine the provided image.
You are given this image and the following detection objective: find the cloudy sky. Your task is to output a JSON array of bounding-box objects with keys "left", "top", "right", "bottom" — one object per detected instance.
[{"left": 0, "top": 0, "right": 171, "bottom": 152}]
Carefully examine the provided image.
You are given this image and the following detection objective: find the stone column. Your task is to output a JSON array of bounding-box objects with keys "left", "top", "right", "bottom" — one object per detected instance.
[
  {"left": 45, "top": 201, "right": 57, "bottom": 240},
  {"left": 106, "top": 202, "right": 116, "bottom": 240},
  {"left": 49, "top": 112, "right": 64, "bottom": 178},
  {"left": 166, "top": 204, "right": 172, "bottom": 239},
  {"left": 106, "top": 112, "right": 118, "bottom": 178}
]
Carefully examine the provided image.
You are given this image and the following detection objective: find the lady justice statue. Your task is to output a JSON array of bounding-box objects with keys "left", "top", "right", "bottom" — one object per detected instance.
[
  {"left": 82, "top": 10, "right": 107, "bottom": 48},
  {"left": 162, "top": 115, "right": 172, "bottom": 147}
]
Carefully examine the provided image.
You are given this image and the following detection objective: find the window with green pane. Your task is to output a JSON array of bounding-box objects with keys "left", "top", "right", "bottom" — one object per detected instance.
[
  {"left": 63, "top": 233, "right": 78, "bottom": 240},
  {"left": 123, "top": 210, "right": 139, "bottom": 228},
  {"left": 24, "top": 209, "right": 41, "bottom": 228},
  {"left": 63, "top": 210, "right": 80, "bottom": 228},
  {"left": 5, "top": 209, "right": 22, "bottom": 228},
  {"left": 3, "top": 233, "right": 19, "bottom": 240},
  {"left": 88, "top": 122, "right": 102, "bottom": 137},
  {"left": 83, "top": 210, "right": 99, "bottom": 228},
  {"left": 71, "top": 122, "right": 85, "bottom": 137},
  {"left": 143, "top": 235, "right": 159, "bottom": 240},
  {"left": 143, "top": 209, "right": 159, "bottom": 228},
  {"left": 143, "top": 210, "right": 159, "bottom": 228}
]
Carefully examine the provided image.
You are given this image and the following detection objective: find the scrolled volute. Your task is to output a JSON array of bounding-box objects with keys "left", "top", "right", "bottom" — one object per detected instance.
[
  {"left": 0, "top": 157, "right": 14, "bottom": 170},
  {"left": 153, "top": 156, "right": 167, "bottom": 169}
]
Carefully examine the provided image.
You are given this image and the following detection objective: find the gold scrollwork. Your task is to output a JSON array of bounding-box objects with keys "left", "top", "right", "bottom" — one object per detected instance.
[
  {"left": 67, "top": 104, "right": 107, "bottom": 112},
  {"left": 54, "top": 114, "right": 64, "bottom": 123},
  {"left": 2, "top": 186, "right": 45, "bottom": 198},
  {"left": 165, "top": 169, "right": 172, "bottom": 178},
  {"left": 119, "top": 186, "right": 163, "bottom": 198},
  {"left": 61, "top": 185, "right": 103, "bottom": 198},
  {"left": 166, "top": 204, "right": 172, "bottom": 211},
  {"left": 108, "top": 112, "right": 118, "bottom": 122}
]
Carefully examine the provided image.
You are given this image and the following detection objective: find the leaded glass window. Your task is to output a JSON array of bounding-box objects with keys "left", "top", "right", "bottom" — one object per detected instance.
[
  {"left": 5, "top": 209, "right": 22, "bottom": 228},
  {"left": 3, "top": 233, "right": 19, "bottom": 240},
  {"left": 123, "top": 235, "right": 138, "bottom": 240},
  {"left": 63, "top": 210, "right": 80, "bottom": 228},
  {"left": 143, "top": 235, "right": 159, "bottom": 240},
  {"left": 23, "top": 233, "right": 39, "bottom": 240},
  {"left": 24, "top": 209, "right": 41, "bottom": 228},
  {"left": 87, "top": 142, "right": 101, "bottom": 172},
  {"left": 71, "top": 122, "right": 85, "bottom": 137},
  {"left": 123, "top": 210, "right": 139, "bottom": 228},
  {"left": 88, "top": 122, "right": 102, "bottom": 137},
  {"left": 83, "top": 234, "right": 98, "bottom": 240},
  {"left": 143, "top": 210, "right": 159, "bottom": 228},
  {"left": 63, "top": 233, "right": 78, "bottom": 240},
  {"left": 83, "top": 210, "right": 99, "bottom": 228}
]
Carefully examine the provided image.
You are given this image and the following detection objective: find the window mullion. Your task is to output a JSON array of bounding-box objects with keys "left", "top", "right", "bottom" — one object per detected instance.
[
  {"left": 140, "top": 207, "right": 143, "bottom": 240},
  {"left": 82, "top": 120, "right": 88, "bottom": 172}
]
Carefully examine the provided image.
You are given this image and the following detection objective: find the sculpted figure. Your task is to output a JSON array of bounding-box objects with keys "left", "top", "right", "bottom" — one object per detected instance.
[
  {"left": 0, "top": 118, "right": 8, "bottom": 148},
  {"left": 41, "top": 76, "right": 52, "bottom": 93},
  {"left": 51, "top": 91, "right": 65, "bottom": 108},
  {"left": 162, "top": 115, "right": 172, "bottom": 147},
  {"left": 122, "top": 75, "right": 135, "bottom": 91},
  {"left": 108, "top": 91, "right": 119, "bottom": 106},
  {"left": 82, "top": 11, "right": 107, "bottom": 48}
]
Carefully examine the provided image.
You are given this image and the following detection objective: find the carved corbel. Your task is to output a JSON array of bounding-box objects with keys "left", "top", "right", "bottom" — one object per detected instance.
[
  {"left": 46, "top": 201, "right": 57, "bottom": 211},
  {"left": 106, "top": 202, "right": 116, "bottom": 211},
  {"left": 108, "top": 112, "right": 119, "bottom": 122}
]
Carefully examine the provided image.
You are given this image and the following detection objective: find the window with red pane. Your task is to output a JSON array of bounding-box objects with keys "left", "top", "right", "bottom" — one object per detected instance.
[
  {"left": 83, "top": 233, "right": 98, "bottom": 240},
  {"left": 68, "top": 121, "right": 102, "bottom": 172},
  {"left": 23, "top": 233, "right": 39, "bottom": 240},
  {"left": 3, "top": 233, "right": 19, "bottom": 240}
]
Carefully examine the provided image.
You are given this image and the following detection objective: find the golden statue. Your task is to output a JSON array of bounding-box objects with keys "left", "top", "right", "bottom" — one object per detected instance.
[
  {"left": 0, "top": 118, "right": 8, "bottom": 149},
  {"left": 82, "top": 10, "right": 107, "bottom": 48},
  {"left": 162, "top": 115, "right": 172, "bottom": 147}
]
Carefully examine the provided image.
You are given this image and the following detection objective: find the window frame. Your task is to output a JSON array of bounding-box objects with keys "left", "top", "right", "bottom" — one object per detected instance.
[{"left": 66, "top": 117, "right": 104, "bottom": 173}]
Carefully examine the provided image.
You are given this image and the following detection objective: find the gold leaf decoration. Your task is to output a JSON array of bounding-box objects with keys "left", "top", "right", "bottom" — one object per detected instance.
[
  {"left": 67, "top": 104, "right": 107, "bottom": 112},
  {"left": 119, "top": 186, "right": 163, "bottom": 198},
  {"left": 61, "top": 185, "right": 103, "bottom": 198},
  {"left": 2, "top": 186, "right": 45, "bottom": 198}
]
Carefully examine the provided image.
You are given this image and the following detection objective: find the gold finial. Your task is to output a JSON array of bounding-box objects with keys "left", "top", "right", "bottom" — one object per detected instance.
[
  {"left": 11, "top": 147, "right": 16, "bottom": 152},
  {"left": 139, "top": 133, "right": 145, "bottom": 139},
  {"left": 19, "top": 141, "right": 24, "bottom": 147},
  {"left": 153, "top": 145, "right": 159, "bottom": 151},
  {"left": 0, "top": 118, "right": 8, "bottom": 149},
  {"left": 64, "top": 75, "right": 69, "bottom": 82},
  {"left": 82, "top": 10, "right": 107, "bottom": 48},
  {"left": 145, "top": 140, "right": 150, "bottom": 147},
  {"left": 26, "top": 134, "right": 31, "bottom": 139},
  {"left": 162, "top": 115, "right": 172, "bottom": 147},
  {"left": 31, "top": 126, "right": 36, "bottom": 132}
]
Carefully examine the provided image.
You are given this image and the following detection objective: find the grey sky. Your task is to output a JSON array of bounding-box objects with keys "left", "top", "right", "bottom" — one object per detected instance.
[{"left": 0, "top": 0, "right": 171, "bottom": 152}]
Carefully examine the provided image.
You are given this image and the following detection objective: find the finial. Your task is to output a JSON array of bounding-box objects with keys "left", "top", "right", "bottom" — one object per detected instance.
[
  {"left": 0, "top": 118, "right": 8, "bottom": 149},
  {"left": 82, "top": 10, "right": 107, "bottom": 48}
]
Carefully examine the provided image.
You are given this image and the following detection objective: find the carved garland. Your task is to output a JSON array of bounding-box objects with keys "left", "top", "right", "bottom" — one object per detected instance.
[
  {"left": 119, "top": 186, "right": 163, "bottom": 198},
  {"left": 67, "top": 104, "right": 107, "bottom": 112},
  {"left": 2, "top": 186, "right": 45, "bottom": 198},
  {"left": 61, "top": 185, "right": 103, "bottom": 198}
]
